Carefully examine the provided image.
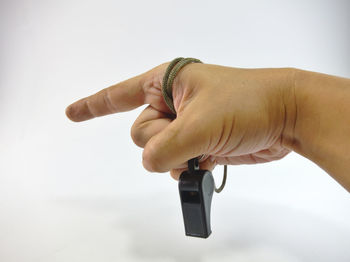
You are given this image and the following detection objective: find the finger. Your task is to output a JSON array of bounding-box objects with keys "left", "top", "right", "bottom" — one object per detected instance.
[
  {"left": 142, "top": 105, "right": 209, "bottom": 172},
  {"left": 65, "top": 75, "right": 146, "bottom": 122},
  {"left": 131, "top": 105, "right": 172, "bottom": 148},
  {"left": 213, "top": 154, "right": 270, "bottom": 165},
  {"left": 170, "top": 157, "right": 216, "bottom": 180},
  {"left": 65, "top": 61, "right": 172, "bottom": 122}
]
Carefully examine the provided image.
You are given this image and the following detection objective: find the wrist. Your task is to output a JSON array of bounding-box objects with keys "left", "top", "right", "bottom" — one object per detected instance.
[
  {"left": 280, "top": 68, "right": 299, "bottom": 151},
  {"left": 284, "top": 69, "right": 350, "bottom": 191}
]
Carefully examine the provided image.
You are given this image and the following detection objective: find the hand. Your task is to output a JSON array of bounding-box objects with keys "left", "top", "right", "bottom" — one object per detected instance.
[{"left": 66, "top": 62, "right": 295, "bottom": 180}]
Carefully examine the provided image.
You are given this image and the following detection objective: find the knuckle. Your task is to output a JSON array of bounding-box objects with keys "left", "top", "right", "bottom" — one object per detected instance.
[
  {"left": 85, "top": 99, "right": 98, "bottom": 118},
  {"left": 130, "top": 124, "right": 145, "bottom": 148},
  {"left": 142, "top": 142, "right": 163, "bottom": 172},
  {"left": 102, "top": 88, "right": 118, "bottom": 113}
]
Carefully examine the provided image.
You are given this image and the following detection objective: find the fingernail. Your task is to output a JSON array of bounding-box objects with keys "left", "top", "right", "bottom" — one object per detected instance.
[{"left": 65, "top": 105, "right": 76, "bottom": 121}]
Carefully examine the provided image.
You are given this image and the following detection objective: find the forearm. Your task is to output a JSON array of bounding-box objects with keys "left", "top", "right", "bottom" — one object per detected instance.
[{"left": 285, "top": 69, "right": 350, "bottom": 192}]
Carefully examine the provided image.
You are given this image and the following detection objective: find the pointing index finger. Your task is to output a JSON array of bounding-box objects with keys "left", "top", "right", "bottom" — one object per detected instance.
[{"left": 65, "top": 74, "right": 146, "bottom": 122}]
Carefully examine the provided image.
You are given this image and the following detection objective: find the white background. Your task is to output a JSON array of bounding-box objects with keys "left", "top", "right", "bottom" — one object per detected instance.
[{"left": 1, "top": 0, "right": 350, "bottom": 261}]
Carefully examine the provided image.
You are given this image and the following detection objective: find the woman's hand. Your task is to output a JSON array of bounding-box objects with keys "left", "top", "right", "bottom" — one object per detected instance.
[{"left": 66, "top": 62, "right": 296, "bottom": 180}]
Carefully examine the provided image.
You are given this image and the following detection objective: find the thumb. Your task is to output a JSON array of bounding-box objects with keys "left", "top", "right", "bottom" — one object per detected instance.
[{"left": 142, "top": 109, "right": 208, "bottom": 172}]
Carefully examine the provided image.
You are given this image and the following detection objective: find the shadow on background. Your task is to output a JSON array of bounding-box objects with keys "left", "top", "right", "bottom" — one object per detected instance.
[{"left": 53, "top": 195, "right": 350, "bottom": 262}]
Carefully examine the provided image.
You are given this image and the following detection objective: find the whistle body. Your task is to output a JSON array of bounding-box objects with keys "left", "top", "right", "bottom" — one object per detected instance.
[{"left": 179, "top": 169, "right": 214, "bottom": 238}]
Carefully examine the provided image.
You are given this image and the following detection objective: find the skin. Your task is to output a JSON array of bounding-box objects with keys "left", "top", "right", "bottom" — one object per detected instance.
[{"left": 65, "top": 62, "right": 350, "bottom": 192}]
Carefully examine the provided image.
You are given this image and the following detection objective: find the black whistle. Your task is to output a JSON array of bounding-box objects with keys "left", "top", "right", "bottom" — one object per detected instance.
[{"left": 178, "top": 158, "right": 214, "bottom": 238}]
